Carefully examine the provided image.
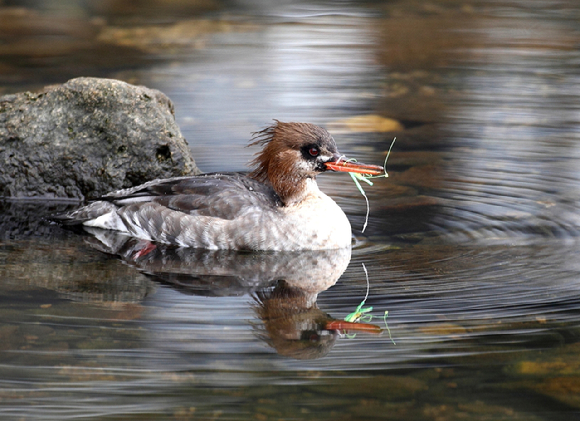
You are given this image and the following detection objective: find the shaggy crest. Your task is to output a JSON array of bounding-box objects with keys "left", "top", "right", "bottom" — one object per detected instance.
[{"left": 248, "top": 121, "right": 336, "bottom": 205}]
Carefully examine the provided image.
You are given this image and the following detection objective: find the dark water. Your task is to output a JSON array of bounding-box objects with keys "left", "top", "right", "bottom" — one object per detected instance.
[{"left": 2, "top": 0, "right": 580, "bottom": 420}]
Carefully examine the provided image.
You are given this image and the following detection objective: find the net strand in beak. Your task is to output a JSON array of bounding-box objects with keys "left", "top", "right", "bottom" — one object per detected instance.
[{"left": 348, "top": 137, "right": 396, "bottom": 232}]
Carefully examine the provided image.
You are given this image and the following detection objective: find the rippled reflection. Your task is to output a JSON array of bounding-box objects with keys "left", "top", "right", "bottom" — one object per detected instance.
[
  {"left": 2, "top": 218, "right": 580, "bottom": 418},
  {"left": 438, "top": 11, "right": 580, "bottom": 242},
  {"left": 82, "top": 228, "right": 385, "bottom": 360}
]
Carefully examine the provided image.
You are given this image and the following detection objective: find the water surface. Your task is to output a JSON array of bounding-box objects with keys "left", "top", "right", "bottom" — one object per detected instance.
[{"left": 2, "top": 0, "right": 580, "bottom": 420}]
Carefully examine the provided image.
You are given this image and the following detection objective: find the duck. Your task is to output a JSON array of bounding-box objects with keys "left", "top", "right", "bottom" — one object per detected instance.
[{"left": 59, "top": 121, "right": 383, "bottom": 251}]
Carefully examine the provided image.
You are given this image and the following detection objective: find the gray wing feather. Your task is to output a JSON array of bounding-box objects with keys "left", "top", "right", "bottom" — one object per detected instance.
[{"left": 61, "top": 173, "right": 281, "bottom": 225}]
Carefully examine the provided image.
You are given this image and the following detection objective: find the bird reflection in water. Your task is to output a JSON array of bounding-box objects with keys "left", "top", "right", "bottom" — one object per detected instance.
[{"left": 83, "top": 228, "right": 383, "bottom": 359}]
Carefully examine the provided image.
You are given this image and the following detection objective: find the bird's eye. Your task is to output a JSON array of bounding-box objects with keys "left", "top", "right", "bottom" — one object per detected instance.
[{"left": 309, "top": 147, "right": 320, "bottom": 157}]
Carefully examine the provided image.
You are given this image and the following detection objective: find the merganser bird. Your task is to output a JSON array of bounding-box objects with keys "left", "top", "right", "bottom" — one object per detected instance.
[{"left": 60, "top": 121, "right": 383, "bottom": 251}]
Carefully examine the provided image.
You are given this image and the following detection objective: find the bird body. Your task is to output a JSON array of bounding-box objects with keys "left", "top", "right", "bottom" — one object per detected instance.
[{"left": 60, "top": 121, "right": 383, "bottom": 251}]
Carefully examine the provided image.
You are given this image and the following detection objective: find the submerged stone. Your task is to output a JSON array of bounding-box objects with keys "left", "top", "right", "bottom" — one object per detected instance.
[
  {"left": 329, "top": 114, "right": 404, "bottom": 133},
  {"left": 0, "top": 77, "right": 199, "bottom": 200}
]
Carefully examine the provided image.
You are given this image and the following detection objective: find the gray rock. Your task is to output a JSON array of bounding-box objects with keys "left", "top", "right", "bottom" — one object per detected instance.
[{"left": 0, "top": 77, "right": 199, "bottom": 200}]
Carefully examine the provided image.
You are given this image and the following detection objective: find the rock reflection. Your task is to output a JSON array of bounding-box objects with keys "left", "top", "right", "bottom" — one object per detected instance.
[{"left": 83, "top": 227, "right": 381, "bottom": 359}]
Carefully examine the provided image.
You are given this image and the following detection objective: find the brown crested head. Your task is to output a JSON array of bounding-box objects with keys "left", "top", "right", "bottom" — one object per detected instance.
[{"left": 249, "top": 121, "right": 340, "bottom": 205}]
